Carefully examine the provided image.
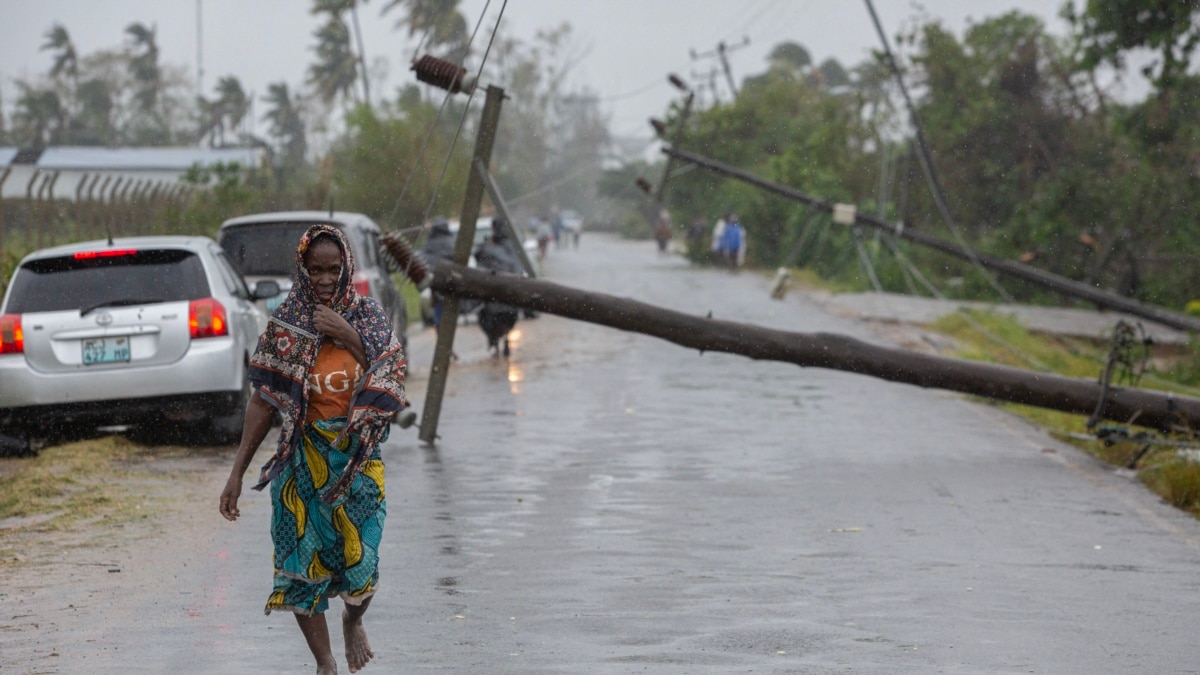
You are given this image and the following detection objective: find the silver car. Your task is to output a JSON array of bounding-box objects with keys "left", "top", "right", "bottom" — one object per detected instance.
[{"left": 0, "top": 236, "right": 277, "bottom": 448}]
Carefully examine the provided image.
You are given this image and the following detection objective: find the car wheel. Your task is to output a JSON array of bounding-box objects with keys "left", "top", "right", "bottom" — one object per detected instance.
[{"left": 202, "top": 373, "right": 251, "bottom": 446}]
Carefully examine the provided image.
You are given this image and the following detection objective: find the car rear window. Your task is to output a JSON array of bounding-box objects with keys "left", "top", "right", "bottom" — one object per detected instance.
[{"left": 4, "top": 249, "right": 210, "bottom": 313}]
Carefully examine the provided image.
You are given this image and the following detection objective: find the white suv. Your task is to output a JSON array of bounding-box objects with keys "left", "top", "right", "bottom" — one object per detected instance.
[
  {"left": 0, "top": 236, "right": 276, "bottom": 450},
  {"left": 217, "top": 211, "right": 407, "bottom": 347}
]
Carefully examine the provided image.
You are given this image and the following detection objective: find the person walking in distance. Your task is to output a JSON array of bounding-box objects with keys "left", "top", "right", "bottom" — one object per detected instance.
[
  {"left": 711, "top": 211, "right": 728, "bottom": 263},
  {"left": 720, "top": 213, "right": 745, "bottom": 272},
  {"left": 654, "top": 209, "right": 672, "bottom": 254},
  {"left": 219, "top": 224, "right": 408, "bottom": 674}
]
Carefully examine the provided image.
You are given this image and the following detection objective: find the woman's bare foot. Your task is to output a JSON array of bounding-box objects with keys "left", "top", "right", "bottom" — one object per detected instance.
[
  {"left": 316, "top": 664, "right": 338, "bottom": 675},
  {"left": 342, "top": 610, "right": 374, "bottom": 672}
]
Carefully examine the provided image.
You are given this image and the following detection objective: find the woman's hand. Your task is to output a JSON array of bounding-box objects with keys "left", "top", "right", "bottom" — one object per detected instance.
[
  {"left": 313, "top": 304, "right": 369, "bottom": 369},
  {"left": 313, "top": 304, "right": 354, "bottom": 342},
  {"left": 219, "top": 476, "right": 243, "bottom": 522}
]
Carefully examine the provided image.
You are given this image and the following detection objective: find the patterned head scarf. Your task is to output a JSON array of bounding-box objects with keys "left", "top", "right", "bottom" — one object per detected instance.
[{"left": 249, "top": 223, "right": 408, "bottom": 503}]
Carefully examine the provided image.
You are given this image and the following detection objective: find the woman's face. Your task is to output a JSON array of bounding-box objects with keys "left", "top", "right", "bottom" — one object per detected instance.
[{"left": 303, "top": 238, "right": 343, "bottom": 306}]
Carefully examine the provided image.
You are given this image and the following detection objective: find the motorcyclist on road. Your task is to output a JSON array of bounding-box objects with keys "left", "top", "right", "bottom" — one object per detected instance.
[
  {"left": 473, "top": 219, "right": 523, "bottom": 357},
  {"left": 421, "top": 218, "right": 456, "bottom": 326}
]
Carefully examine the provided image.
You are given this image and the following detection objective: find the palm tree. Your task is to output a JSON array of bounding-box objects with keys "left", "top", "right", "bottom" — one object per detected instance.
[
  {"left": 42, "top": 23, "right": 78, "bottom": 80},
  {"left": 308, "top": 14, "right": 361, "bottom": 106},
  {"left": 125, "top": 22, "right": 161, "bottom": 115},
  {"left": 264, "top": 82, "right": 308, "bottom": 189},
  {"left": 13, "top": 82, "right": 66, "bottom": 148},
  {"left": 197, "top": 76, "right": 252, "bottom": 146},
  {"left": 264, "top": 82, "right": 307, "bottom": 162},
  {"left": 216, "top": 76, "right": 250, "bottom": 136},
  {"left": 73, "top": 78, "right": 117, "bottom": 146},
  {"left": 382, "top": 0, "right": 468, "bottom": 59},
  {"left": 311, "top": 0, "right": 371, "bottom": 106}
]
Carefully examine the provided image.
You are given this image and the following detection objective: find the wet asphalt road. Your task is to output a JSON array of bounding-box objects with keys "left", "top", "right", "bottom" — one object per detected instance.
[{"left": 8, "top": 234, "right": 1200, "bottom": 674}]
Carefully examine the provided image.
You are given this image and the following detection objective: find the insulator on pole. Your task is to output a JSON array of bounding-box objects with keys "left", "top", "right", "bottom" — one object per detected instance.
[
  {"left": 411, "top": 55, "right": 476, "bottom": 95},
  {"left": 380, "top": 231, "right": 431, "bottom": 289}
]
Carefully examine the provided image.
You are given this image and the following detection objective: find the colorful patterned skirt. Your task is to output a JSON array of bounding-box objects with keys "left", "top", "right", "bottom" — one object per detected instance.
[{"left": 265, "top": 416, "right": 387, "bottom": 616}]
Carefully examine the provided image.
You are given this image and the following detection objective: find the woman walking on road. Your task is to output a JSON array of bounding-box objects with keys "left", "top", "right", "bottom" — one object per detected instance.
[{"left": 219, "top": 223, "right": 408, "bottom": 674}]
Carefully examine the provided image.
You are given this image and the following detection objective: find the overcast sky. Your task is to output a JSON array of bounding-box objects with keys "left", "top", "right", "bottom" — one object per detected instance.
[{"left": 0, "top": 0, "right": 1144, "bottom": 149}]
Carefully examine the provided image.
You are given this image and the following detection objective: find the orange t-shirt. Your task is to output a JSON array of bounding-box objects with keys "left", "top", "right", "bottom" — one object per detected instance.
[{"left": 305, "top": 342, "right": 364, "bottom": 423}]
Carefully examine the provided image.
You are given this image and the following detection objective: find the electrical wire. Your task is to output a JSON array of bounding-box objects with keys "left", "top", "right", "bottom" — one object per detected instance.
[
  {"left": 863, "top": 0, "right": 1016, "bottom": 304},
  {"left": 384, "top": 0, "right": 493, "bottom": 230},
  {"left": 421, "top": 0, "right": 508, "bottom": 223}
]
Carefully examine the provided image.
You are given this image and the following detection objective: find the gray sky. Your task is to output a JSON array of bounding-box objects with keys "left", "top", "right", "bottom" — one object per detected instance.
[{"left": 0, "top": 0, "right": 1141, "bottom": 149}]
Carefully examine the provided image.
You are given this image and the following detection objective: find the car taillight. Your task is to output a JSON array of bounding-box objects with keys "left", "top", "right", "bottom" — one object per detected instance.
[
  {"left": 74, "top": 249, "right": 139, "bottom": 259},
  {"left": 353, "top": 272, "right": 371, "bottom": 297},
  {"left": 0, "top": 314, "right": 23, "bottom": 354},
  {"left": 189, "top": 298, "right": 228, "bottom": 339}
]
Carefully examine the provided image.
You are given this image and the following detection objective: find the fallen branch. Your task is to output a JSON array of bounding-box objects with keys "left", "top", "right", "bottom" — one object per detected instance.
[{"left": 430, "top": 259, "right": 1200, "bottom": 433}]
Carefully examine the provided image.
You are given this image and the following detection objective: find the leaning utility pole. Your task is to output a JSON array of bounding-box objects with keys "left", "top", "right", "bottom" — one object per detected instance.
[
  {"left": 409, "top": 54, "right": 506, "bottom": 445},
  {"left": 407, "top": 257, "right": 1200, "bottom": 434},
  {"left": 662, "top": 145, "right": 1200, "bottom": 334}
]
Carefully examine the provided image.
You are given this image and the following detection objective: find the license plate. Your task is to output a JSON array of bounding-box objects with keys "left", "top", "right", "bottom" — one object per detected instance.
[{"left": 82, "top": 336, "right": 131, "bottom": 365}]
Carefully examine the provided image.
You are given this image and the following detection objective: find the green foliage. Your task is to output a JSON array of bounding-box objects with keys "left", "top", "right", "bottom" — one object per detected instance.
[
  {"left": 177, "top": 162, "right": 272, "bottom": 236},
  {"left": 327, "top": 102, "right": 469, "bottom": 228},
  {"left": 1065, "top": 0, "right": 1200, "bottom": 94}
]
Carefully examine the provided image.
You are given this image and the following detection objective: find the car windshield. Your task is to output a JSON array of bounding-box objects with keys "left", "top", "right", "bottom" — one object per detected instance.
[
  {"left": 4, "top": 249, "right": 209, "bottom": 314},
  {"left": 220, "top": 222, "right": 313, "bottom": 277}
]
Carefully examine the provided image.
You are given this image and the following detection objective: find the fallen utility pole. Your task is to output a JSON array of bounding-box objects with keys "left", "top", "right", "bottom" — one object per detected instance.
[
  {"left": 662, "top": 146, "right": 1200, "bottom": 334},
  {"left": 427, "top": 258, "right": 1200, "bottom": 433}
]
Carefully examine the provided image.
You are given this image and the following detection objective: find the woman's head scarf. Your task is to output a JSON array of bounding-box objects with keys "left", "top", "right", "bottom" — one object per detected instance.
[{"left": 248, "top": 223, "right": 407, "bottom": 503}]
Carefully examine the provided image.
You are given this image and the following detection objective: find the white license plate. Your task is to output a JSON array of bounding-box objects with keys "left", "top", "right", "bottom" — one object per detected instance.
[{"left": 82, "top": 337, "right": 131, "bottom": 365}]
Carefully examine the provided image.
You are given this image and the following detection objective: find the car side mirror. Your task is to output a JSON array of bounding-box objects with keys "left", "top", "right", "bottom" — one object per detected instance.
[{"left": 251, "top": 280, "right": 281, "bottom": 300}]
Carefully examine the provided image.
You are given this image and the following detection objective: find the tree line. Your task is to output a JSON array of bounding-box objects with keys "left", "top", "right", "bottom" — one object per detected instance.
[
  {"left": 0, "top": 0, "right": 608, "bottom": 240},
  {"left": 611, "top": 2, "right": 1200, "bottom": 312}
]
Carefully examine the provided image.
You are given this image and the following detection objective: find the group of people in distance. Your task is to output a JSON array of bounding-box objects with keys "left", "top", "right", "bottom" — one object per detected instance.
[{"left": 661, "top": 210, "right": 747, "bottom": 272}]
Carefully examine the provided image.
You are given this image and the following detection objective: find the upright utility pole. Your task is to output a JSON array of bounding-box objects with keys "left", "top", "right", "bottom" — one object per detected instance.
[
  {"left": 195, "top": 0, "right": 204, "bottom": 93},
  {"left": 690, "top": 36, "right": 749, "bottom": 99}
]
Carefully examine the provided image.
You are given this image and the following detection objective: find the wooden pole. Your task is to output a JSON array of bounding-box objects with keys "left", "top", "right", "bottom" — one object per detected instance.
[
  {"left": 663, "top": 146, "right": 1200, "bottom": 334},
  {"left": 418, "top": 84, "right": 506, "bottom": 445},
  {"left": 474, "top": 157, "right": 537, "bottom": 278},
  {"left": 426, "top": 258, "right": 1200, "bottom": 434}
]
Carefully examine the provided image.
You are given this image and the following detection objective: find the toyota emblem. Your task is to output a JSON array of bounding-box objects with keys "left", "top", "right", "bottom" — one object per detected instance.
[{"left": 95, "top": 312, "right": 113, "bottom": 327}]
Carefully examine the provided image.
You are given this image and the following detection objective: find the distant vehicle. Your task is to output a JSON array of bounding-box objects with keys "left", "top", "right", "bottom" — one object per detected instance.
[
  {"left": 217, "top": 211, "right": 407, "bottom": 346},
  {"left": 0, "top": 236, "right": 277, "bottom": 447},
  {"left": 447, "top": 217, "right": 538, "bottom": 264}
]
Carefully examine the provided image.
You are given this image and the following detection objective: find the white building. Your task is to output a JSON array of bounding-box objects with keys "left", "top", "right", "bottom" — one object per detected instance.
[{"left": 0, "top": 146, "right": 267, "bottom": 202}]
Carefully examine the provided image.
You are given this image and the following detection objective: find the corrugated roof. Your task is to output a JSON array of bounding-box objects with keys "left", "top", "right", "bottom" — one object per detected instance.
[{"left": 0, "top": 146, "right": 265, "bottom": 170}]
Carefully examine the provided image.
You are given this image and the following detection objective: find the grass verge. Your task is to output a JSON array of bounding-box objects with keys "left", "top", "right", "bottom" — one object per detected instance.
[
  {"left": 0, "top": 435, "right": 178, "bottom": 562},
  {"left": 929, "top": 309, "right": 1200, "bottom": 518}
]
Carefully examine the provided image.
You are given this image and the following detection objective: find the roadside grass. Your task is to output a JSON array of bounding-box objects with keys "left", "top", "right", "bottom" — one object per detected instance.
[
  {"left": 399, "top": 278, "right": 424, "bottom": 325},
  {"left": 929, "top": 309, "right": 1200, "bottom": 517},
  {"left": 0, "top": 436, "right": 161, "bottom": 556}
]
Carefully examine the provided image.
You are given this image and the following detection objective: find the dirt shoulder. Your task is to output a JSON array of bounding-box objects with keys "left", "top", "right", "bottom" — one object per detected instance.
[{"left": 0, "top": 439, "right": 238, "bottom": 672}]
